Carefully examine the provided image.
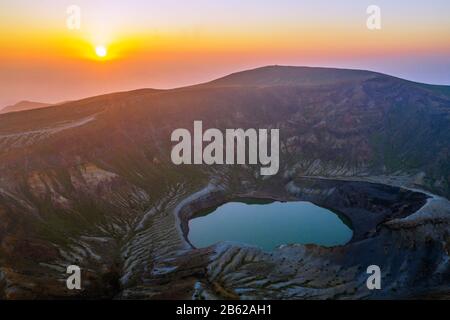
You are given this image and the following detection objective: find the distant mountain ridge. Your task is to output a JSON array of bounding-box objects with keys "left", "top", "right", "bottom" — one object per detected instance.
[{"left": 0, "top": 100, "right": 52, "bottom": 114}]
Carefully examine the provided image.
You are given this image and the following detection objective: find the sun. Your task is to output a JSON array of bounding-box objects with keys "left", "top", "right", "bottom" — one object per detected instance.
[{"left": 95, "top": 45, "right": 107, "bottom": 58}]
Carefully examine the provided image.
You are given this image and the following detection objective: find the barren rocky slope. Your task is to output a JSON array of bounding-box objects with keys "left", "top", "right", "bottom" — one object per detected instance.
[{"left": 0, "top": 66, "right": 449, "bottom": 299}]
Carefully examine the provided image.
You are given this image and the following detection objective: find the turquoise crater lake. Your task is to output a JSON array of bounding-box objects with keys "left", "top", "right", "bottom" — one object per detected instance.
[{"left": 188, "top": 200, "right": 353, "bottom": 251}]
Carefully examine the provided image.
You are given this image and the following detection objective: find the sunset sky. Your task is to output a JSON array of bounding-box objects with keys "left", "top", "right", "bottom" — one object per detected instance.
[{"left": 1, "top": 0, "right": 449, "bottom": 107}]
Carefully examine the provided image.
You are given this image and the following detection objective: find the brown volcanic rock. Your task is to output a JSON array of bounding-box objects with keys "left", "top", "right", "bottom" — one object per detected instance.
[{"left": 0, "top": 66, "right": 449, "bottom": 299}]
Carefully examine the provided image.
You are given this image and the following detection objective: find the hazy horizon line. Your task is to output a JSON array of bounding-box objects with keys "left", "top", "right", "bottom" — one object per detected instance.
[{"left": 2, "top": 64, "right": 449, "bottom": 110}]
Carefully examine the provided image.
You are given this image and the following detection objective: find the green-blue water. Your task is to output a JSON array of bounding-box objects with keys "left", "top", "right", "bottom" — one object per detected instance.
[{"left": 188, "top": 200, "right": 353, "bottom": 251}]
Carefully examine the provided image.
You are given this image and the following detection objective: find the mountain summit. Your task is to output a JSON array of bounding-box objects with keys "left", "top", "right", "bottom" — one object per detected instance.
[{"left": 205, "top": 65, "right": 385, "bottom": 87}]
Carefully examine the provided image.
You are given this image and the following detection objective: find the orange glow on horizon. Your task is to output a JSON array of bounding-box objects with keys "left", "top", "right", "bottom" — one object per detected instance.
[
  {"left": 0, "top": 1, "right": 449, "bottom": 107},
  {"left": 1, "top": 21, "right": 449, "bottom": 63}
]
